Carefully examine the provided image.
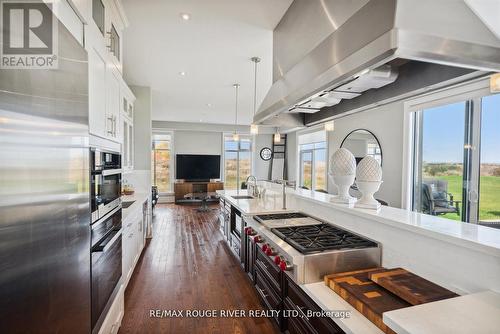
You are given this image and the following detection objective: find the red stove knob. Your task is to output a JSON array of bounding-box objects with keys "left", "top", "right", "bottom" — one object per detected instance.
[
  {"left": 274, "top": 255, "right": 283, "bottom": 265},
  {"left": 279, "top": 260, "right": 292, "bottom": 272},
  {"left": 265, "top": 246, "right": 275, "bottom": 256},
  {"left": 262, "top": 244, "right": 268, "bottom": 252},
  {"left": 253, "top": 235, "right": 263, "bottom": 243},
  {"left": 245, "top": 227, "right": 253, "bottom": 235}
]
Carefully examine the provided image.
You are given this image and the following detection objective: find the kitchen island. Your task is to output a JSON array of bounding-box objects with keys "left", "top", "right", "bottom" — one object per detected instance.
[
  {"left": 217, "top": 185, "right": 500, "bottom": 334},
  {"left": 217, "top": 189, "right": 383, "bottom": 334}
]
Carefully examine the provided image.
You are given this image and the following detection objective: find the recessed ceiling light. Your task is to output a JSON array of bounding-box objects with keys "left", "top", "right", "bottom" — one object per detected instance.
[
  {"left": 180, "top": 13, "right": 191, "bottom": 21},
  {"left": 206, "top": 103, "right": 212, "bottom": 107},
  {"left": 178, "top": 71, "right": 186, "bottom": 76}
]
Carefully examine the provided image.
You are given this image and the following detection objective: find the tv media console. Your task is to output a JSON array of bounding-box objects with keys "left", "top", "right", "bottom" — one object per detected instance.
[{"left": 174, "top": 181, "right": 224, "bottom": 204}]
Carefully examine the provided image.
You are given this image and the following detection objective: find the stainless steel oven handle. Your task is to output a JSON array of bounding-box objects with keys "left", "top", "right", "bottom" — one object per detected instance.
[
  {"left": 102, "top": 169, "right": 122, "bottom": 176},
  {"left": 91, "top": 206, "right": 121, "bottom": 229},
  {"left": 94, "top": 230, "right": 122, "bottom": 253}
]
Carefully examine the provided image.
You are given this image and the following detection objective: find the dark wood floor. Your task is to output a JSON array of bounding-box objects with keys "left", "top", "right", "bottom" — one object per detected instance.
[{"left": 118, "top": 204, "right": 279, "bottom": 334}]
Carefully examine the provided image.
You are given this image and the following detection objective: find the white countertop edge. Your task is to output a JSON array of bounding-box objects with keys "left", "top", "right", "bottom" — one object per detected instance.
[
  {"left": 290, "top": 190, "right": 500, "bottom": 258},
  {"left": 301, "top": 282, "right": 383, "bottom": 334},
  {"left": 217, "top": 190, "right": 290, "bottom": 215},
  {"left": 217, "top": 188, "right": 500, "bottom": 258},
  {"left": 381, "top": 291, "right": 500, "bottom": 334},
  {"left": 122, "top": 191, "right": 149, "bottom": 221},
  {"left": 382, "top": 313, "right": 411, "bottom": 334}
]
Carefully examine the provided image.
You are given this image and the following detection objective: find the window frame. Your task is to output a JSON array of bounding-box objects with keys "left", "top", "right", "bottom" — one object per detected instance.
[
  {"left": 298, "top": 141, "right": 327, "bottom": 191},
  {"left": 223, "top": 134, "right": 253, "bottom": 190},
  {"left": 403, "top": 76, "right": 498, "bottom": 224},
  {"left": 152, "top": 132, "right": 174, "bottom": 195}
]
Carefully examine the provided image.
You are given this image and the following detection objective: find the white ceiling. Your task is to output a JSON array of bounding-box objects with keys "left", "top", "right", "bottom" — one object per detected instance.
[{"left": 121, "top": 0, "right": 293, "bottom": 125}]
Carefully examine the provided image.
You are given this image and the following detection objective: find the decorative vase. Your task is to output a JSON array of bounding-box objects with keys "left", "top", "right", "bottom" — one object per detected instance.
[
  {"left": 355, "top": 156, "right": 383, "bottom": 210},
  {"left": 328, "top": 148, "right": 357, "bottom": 206},
  {"left": 355, "top": 181, "right": 383, "bottom": 210}
]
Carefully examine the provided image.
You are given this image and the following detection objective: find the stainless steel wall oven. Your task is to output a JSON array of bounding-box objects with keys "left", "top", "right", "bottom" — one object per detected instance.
[
  {"left": 91, "top": 148, "right": 122, "bottom": 223},
  {"left": 90, "top": 148, "right": 122, "bottom": 333}
]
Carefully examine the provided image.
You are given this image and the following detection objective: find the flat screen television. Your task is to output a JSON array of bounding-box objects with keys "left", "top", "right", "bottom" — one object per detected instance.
[{"left": 176, "top": 154, "right": 221, "bottom": 181}]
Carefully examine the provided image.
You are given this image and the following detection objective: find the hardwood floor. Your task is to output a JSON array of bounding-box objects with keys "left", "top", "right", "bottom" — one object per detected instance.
[{"left": 118, "top": 204, "right": 279, "bottom": 334}]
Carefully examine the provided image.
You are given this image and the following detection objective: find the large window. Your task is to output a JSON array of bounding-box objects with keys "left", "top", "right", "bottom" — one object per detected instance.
[
  {"left": 298, "top": 131, "right": 327, "bottom": 192},
  {"left": 224, "top": 135, "right": 252, "bottom": 190},
  {"left": 152, "top": 134, "right": 172, "bottom": 193},
  {"left": 412, "top": 89, "right": 500, "bottom": 227}
]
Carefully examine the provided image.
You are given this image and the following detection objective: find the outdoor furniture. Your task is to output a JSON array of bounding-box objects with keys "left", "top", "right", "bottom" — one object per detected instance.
[
  {"left": 183, "top": 192, "right": 219, "bottom": 212},
  {"left": 376, "top": 199, "right": 389, "bottom": 206},
  {"left": 421, "top": 180, "right": 460, "bottom": 216}
]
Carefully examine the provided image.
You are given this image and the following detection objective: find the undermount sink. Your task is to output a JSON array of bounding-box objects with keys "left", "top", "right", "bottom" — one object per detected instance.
[
  {"left": 231, "top": 195, "right": 255, "bottom": 200},
  {"left": 122, "top": 200, "right": 135, "bottom": 208}
]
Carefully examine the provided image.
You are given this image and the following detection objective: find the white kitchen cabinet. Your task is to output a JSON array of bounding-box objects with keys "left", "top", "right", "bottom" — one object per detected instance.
[
  {"left": 97, "top": 284, "right": 124, "bottom": 334},
  {"left": 105, "top": 68, "right": 121, "bottom": 142},
  {"left": 86, "top": 0, "right": 128, "bottom": 143},
  {"left": 122, "top": 204, "right": 144, "bottom": 288},
  {"left": 67, "top": 0, "right": 91, "bottom": 24},
  {"left": 52, "top": 0, "right": 84, "bottom": 45},
  {"left": 122, "top": 117, "right": 133, "bottom": 171},
  {"left": 88, "top": 46, "right": 107, "bottom": 138},
  {"left": 100, "top": 0, "right": 127, "bottom": 73},
  {"left": 120, "top": 84, "right": 135, "bottom": 171}
]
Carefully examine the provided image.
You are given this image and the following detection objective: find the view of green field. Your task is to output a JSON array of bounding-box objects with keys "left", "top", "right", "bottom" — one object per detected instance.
[{"left": 423, "top": 163, "right": 500, "bottom": 222}]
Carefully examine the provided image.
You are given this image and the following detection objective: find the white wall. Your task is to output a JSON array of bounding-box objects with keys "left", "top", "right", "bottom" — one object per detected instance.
[
  {"left": 174, "top": 131, "right": 222, "bottom": 155},
  {"left": 328, "top": 101, "right": 405, "bottom": 207},
  {"left": 287, "top": 101, "right": 405, "bottom": 207},
  {"left": 165, "top": 129, "right": 273, "bottom": 182},
  {"left": 253, "top": 134, "right": 273, "bottom": 180},
  {"left": 131, "top": 86, "right": 152, "bottom": 171}
]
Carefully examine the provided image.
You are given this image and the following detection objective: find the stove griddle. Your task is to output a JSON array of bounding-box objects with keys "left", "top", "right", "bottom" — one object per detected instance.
[{"left": 271, "top": 223, "right": 377, "bottom": 254}]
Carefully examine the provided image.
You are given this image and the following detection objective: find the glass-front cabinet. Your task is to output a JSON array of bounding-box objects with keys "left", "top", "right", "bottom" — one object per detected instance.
[{"left": 121, "top": 86, "right": 135, "bottom": 172}]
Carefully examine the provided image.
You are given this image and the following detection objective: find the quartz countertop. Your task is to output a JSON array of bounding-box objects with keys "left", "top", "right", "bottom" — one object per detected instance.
[
  {"left": 216, "top": 190, "right": 291, "bottom": 215},
  {"left": 222, "top": 186, "right": 500, "bottom": 257},
  {"left": 290, "top": 188, "right": 500, "bottom": 258},
  {"left": 301, "top": 282, "right": 383, "bottom": 334},
  {"left": 122, "top": 191, "right": 149, "bottom": 221},
  {"left": 383, "top": 291, "right": 500, "bottom": 334}
]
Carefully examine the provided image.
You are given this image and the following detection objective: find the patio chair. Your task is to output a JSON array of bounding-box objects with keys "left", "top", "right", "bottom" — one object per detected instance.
[{"left": 421, "top": 180, "right": 460, "bottom": 216}]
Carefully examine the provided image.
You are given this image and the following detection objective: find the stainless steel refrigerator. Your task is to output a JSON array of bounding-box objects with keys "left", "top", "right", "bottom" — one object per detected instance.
[{"left": 0, "top": 15, "right": 90, "bottom": 334}]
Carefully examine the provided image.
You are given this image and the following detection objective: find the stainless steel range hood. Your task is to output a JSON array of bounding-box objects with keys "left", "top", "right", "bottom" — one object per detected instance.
[{"left": 255, "top": 0, "right": 500, "bottom": 125}]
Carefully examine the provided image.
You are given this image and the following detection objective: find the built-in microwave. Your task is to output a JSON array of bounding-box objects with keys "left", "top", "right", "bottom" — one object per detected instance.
[{"left": 90, "top": 148, "right": 122, "bottom": 223}]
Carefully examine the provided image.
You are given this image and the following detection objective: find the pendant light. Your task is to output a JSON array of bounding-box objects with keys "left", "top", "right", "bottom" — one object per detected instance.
[
  {"left": 250, "top": 56, "right": 261, "bottom": 135},
  {"left": 233, "top": 83, "right": 240, "bottom": 141},
  {"left": 274, "top": 127, "right": 281, "bottom": 143}
]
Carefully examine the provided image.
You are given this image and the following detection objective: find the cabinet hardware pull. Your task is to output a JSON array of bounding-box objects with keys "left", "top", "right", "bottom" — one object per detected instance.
[{"left": 298, "top": 306, "right": 310, "bottom": 321}]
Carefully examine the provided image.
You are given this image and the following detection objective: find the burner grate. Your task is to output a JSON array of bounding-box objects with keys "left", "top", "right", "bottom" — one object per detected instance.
[
  {"left": 271, "top": 223, "right": 377, "bottom": 254},
  {"left": 254, "top": 212, "right": 308, "bottom": 221}
]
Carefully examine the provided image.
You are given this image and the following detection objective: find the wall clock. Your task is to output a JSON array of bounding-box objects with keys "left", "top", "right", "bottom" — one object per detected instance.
[{"left": 260, "top": 147, "right": 272, "bottom": 161}]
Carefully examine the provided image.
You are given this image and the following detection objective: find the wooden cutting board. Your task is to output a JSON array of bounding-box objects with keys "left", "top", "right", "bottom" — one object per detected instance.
[
  {"left": 368, "top": 268, "right": 459, "bottom": 305},
  {"left": 324, "top": 268, "right": 411, "bottom": 334}
]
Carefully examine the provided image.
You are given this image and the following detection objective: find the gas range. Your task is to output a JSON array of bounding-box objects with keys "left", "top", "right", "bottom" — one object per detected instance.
[
  {"left": 247, "top": 212, "right": 381, "bottom": 284},
  {"left": 272, "top": 223, "right": 378, "bottom": 254},
  {"left": 254, "top": 212, "right": 321, "bottom": 229}
]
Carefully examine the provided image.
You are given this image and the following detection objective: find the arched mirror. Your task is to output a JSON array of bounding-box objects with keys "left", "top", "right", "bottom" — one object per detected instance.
[{"left": 340, "top": 129, "right": 382, "bottom": 166}]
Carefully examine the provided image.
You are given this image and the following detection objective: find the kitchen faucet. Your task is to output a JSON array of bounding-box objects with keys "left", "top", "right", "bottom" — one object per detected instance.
[
  {"left": 246, "top": 175, "right": 258, "bottom": 197},
  {"left": 277, "top": 179, "right": 293, "bottom": 210}
]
